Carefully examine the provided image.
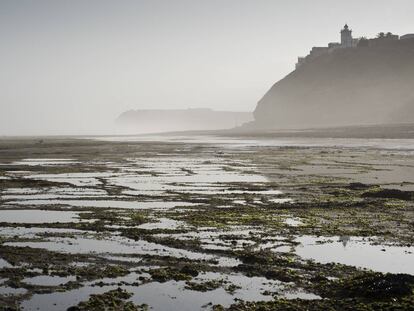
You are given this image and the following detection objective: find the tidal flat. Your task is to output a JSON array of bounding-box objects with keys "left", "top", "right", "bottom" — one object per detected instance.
[{"left": 0, "top": 136, "right": 413, "bottom": 310}]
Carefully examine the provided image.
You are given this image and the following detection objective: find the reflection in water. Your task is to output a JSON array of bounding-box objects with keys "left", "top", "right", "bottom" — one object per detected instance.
[
  {"left": 2, "top": 136, "right": 414, "bottom": 310},
  {"left": 21, "top": 272, "right": 320, "bottom": 311},
  {"left": 295, "top": 235, "right": 414, "bottom": 275},
  {"left": 23, "top": 275, "right": 77, "bottom": 287},
  {"left": 0, "top": 210, "right": 86, "bottom": 224},
  {"left": 339, "top": 235, "right": 350, "bottom": 247},
  {"left": 91, "top": 135, "right": 414, "bottom": 151}
]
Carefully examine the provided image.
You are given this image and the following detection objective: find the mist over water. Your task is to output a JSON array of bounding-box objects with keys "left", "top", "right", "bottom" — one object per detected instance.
[{"left": 1, "top": 0, "right": 414, "bottom": 135}]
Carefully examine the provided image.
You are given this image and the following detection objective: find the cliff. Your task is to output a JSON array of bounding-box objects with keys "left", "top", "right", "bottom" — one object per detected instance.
[
  {"left": 116, "top": 108, "right": 253, "bottom": 133},
  {"left": 252, "top": 38, "right": 414, "bottom": 129}
]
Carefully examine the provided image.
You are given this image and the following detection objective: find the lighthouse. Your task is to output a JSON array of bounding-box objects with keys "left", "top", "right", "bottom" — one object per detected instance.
[{"left": 341, "top": 24, "right": 353, "bottom": 48}]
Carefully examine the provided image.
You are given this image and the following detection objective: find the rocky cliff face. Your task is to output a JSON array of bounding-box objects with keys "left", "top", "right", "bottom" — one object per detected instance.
[{"left": 252, "top": 39, "right": 414, "bottom": 129}]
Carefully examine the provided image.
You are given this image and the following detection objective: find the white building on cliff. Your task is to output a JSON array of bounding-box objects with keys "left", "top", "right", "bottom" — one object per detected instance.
[
  {"left": 341, "top": 24, "right": 353, "bottom": 48},
  {"left": 296, "top": 24, "right": 358, "bottom": 69}
]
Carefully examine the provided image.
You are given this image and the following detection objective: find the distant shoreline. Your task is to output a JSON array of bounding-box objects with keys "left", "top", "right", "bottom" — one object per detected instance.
[
  {"left": 1, "top": 123, "right": 414, "bottom": 140},
  {"left": 140, "top": 122, "right": 414, "bottom": 140}
]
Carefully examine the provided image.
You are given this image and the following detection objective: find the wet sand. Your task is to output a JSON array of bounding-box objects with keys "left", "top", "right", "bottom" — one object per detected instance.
[{"left": 0, "top": 136, "right": 413, "bottom": 310}]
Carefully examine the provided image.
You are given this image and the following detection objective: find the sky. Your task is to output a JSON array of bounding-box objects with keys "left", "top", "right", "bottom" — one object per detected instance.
[{"left": 0, "top": 0, "right": 413, "bottom": 135}]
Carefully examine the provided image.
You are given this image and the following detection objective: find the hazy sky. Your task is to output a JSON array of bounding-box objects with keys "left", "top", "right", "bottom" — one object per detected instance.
[{"left": 1, "top": 0, "right": 413, "bottom": 135}]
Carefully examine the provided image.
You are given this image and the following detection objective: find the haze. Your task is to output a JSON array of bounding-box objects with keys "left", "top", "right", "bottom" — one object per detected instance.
[{"left": 1, "top": 0, "right": 413, "bottom": 136}]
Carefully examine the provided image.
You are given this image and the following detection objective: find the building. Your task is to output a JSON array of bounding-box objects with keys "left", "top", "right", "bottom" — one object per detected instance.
[
  {"left": 295, "top": 57, "right": 306, "bottom": 69},
  {"left": 401, "top": 34, "right": 414, "bottom": 40},
  {"left": 352, "top": 38, "right": 360, "bottom": 47},
  {"left": 328, "top": 42, "right": 341, "bottom": 49},
  {"left": 296, "top": 24, "right": 358, "bottom": 69},
  {"left": 294, "top": 25, "right": 409, "bottom": 70},
  {"left": 341, "top": 24, "right": 354, "bottom": 48},
  {"left": 309, "top": 47, "right": 329, "bottom": 58}
]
